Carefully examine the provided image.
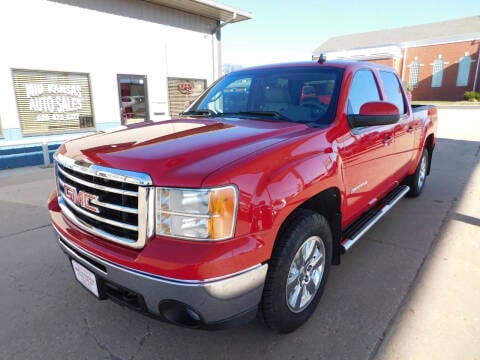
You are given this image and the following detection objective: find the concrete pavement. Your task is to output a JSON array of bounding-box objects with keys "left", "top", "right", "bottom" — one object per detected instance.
[
  {"left": 375, "top": 108, "right": 480, "bottom": 360},
  {"left": 376, "top": 154, "right": 480, "bottom": 360},
  {"left": 0, "top": 108, "right": 479, "bottom": 359}
]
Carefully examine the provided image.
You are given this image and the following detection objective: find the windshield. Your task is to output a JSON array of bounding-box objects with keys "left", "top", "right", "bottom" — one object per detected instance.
[{"left": 185, "top": 66, "right": 343, "bottom": 126}]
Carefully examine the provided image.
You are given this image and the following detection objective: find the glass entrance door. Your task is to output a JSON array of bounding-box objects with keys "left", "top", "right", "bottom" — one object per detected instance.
[{"left": 118, "top": 74, "right": 148, "bottom": 125}]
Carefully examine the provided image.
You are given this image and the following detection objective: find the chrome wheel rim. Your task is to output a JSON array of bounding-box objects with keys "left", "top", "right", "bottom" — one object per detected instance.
[
  {"left": 286, "top": 236, "right": 325, "bottom": 313},
  {"left": 418, "top": 153, "right": 427, "bottom": 189}
]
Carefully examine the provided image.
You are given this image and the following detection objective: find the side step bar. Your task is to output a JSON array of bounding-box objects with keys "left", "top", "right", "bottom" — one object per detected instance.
[{"left": 341, "top": 185, "right": 410, "bottom": 252}]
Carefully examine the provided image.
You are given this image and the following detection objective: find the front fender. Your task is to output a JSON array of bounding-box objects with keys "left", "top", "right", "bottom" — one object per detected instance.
[{"left": 260, "top": 151, "right": 341, "bottom": 253}]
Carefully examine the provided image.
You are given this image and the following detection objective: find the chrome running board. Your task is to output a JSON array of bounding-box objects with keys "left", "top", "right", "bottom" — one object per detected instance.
[{"left": 341, "top": 185, "right": 410, "bottom": 252}]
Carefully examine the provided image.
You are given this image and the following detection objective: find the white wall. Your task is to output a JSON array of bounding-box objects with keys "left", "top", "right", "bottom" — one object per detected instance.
[{"left": 0, "top": 0, "right": 216, "bottom": 141}]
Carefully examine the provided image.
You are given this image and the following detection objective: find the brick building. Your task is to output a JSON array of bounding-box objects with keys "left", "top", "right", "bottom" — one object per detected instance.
[{"left": 312, "top": 16, "right": 480, "bottom": 101}]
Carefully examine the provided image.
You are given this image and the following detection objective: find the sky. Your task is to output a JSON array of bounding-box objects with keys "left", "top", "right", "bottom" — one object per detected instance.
[{"left": 219, "top": 0, "right": 480, "bottom": 67}]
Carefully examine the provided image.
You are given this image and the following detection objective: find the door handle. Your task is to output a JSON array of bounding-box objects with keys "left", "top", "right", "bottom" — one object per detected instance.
[
  {"left": 407, "top": 127, "right": 414, "bottom": 133},
  {"left": 383, "top": 136, "right": 393, "bottom": 146}
]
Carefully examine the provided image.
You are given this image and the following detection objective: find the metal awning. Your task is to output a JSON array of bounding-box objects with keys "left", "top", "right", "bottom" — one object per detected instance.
[{"left": 145, "top": 0, "right": 252, "bottom": 23}]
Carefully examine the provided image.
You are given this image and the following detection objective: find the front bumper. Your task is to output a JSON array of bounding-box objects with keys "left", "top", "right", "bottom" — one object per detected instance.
[{"left": 56, "top": 231, "right": 268, "bottom": 328}]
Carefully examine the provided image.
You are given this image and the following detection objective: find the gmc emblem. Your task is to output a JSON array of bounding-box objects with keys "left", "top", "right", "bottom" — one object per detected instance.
[{"left": 63, "top": 183, "right": 99, "bottom": 213}]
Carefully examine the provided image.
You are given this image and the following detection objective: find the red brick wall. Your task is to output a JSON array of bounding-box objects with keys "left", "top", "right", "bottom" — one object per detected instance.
[
  {"left": 367, "top": 58, "right": 402, "bottom": 75},
  {"left": 403, "top": 40, "right": 480, "bottom": 101},
  {"left": 368, "top": 58, "right": 394, "bottom": 67}
]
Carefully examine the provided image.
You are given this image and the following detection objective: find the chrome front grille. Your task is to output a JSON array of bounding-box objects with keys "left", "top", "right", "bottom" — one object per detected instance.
[{"left": 54, "top": 153, "right": 154, "bottom": 249}]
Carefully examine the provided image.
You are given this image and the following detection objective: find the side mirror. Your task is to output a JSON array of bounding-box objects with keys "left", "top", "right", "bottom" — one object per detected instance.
[{"left": 348, "top": 101, "right": 400, "bottom": 127}]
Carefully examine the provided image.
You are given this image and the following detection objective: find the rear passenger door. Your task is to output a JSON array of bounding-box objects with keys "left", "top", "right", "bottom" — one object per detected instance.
[{"left": 379, "top": 71, "right": 415, "bottom": 179}]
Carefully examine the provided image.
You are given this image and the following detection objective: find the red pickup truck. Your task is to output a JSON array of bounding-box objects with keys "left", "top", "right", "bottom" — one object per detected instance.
[{"left": 48, "top": 60, "right": 437, "bottom": 333}]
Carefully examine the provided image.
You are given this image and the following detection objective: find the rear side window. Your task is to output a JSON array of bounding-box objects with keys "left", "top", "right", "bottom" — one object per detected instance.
[
  {"left": 380, "top": 71, "right": 406, "bottom": 114},
  {"left": 347, "top": 70, "right": 380, "bottom": 114}
]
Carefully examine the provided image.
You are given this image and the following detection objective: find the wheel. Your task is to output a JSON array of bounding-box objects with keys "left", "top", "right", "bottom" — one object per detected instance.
[
  {"left": 407, "top": 148, "right": 429, "bottom": 197},
  {"left": 261, "top": 209, "right": 332, "bottom": 333}
]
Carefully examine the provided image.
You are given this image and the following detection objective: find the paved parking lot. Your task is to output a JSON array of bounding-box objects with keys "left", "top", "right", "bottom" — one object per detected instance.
[{"left": 1, "top": 108, "right": 479, "bottom": 360}]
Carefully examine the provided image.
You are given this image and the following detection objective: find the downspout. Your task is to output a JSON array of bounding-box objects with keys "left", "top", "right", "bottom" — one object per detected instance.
[
  {"left": 473, "top": 43, "right": 480, "bottom": 92},
  {"left": 212, "top": 13, "right": 237, "bottom": 80},
  {"left": 401, "top": 47, "right": 408, "bottom": 81},
  {"left": 211, "top": 23, "right": 220, "bottom": 80}
]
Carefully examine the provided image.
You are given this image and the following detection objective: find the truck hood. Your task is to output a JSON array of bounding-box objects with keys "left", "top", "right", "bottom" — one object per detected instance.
[{"left": 59, "top": 118, "right": 309, "bottom": 187}]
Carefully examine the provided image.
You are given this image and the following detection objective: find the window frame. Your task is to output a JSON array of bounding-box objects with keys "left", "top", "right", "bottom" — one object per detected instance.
[
  {"left": 347, "top": 69, "right": 382, "bottom": 116},
  {"left": 117, "top": 74, "right": 149, "bottom": 125},
  {"left": 167, "top": 77, "right": 207, "bottom": 118},
  {"left": 12, "top": 69, "right": 95, "bottom": 136},
  {"left": 379, "top": 70, "right": 408, "bottom": 115},
  {"left": 190, "top": 66, "right": 345, "bottom": 127},
  {"left": 456, "top": 55, "right": 472, "bottom": 87},
  {"left": 408, "top": 59, "right": 420, "bottom": 89},
  {"left": 431, "top": 57, "right": 444, "bottom": 88}
]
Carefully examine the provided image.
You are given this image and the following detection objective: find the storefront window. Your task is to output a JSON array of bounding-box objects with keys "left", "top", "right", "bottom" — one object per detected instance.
[
  {"left": 168, "top": 78, "right": 206, "bottom": 117},
  {"left": 12, "top": 69, "right": 94, "bottom": 136},
  {"left": 118, "top": 74, "right": 148, "bottom": 125}
]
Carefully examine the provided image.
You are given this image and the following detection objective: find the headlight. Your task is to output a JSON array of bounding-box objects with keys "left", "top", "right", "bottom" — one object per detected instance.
[{"left": 155, "top": 185, "right": 238, "bottom": 241}]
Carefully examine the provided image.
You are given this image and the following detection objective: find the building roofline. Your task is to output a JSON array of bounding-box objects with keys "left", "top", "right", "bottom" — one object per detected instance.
[
  {"left": 313, "top": 16, "right": 480, "bottom": 55},
  {"left": 402, "top": 33, "right": 480, "bottom": 49},
  {"left": 144, "top": 0, "right": 252, "bottom": 23},
  {"left": 315, "top": 33, "right": 480, "bottom": 58}
]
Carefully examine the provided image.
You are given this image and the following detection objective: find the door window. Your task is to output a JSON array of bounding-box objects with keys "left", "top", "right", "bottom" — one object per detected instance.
[
  {"left": 118, "top": 75, "right": 148, "bottom": 125},
  {"left": 347, "top": 70, "right": 380, "bottom": 115},
  {"left": 379, "top": 71, "right": 406, "bottom": 114}
]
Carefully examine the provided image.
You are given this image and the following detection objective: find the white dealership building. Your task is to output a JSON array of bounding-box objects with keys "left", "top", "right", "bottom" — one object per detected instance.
[{"left": 0, "top": 0, "right": 251, "bottom": 169}]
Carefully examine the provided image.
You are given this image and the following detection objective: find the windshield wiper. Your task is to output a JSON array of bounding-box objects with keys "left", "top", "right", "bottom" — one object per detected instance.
[
  {"left": 180, "top": 109, "right": 218, "bottom": 117},
  {"left": 221, "top": 111, "right": 291, "bottom": 121}
]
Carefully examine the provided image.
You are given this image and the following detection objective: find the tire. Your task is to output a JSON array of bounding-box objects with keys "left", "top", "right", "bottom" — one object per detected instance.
[
  {"left": 261, "top": 209, "right": 332, "bottom": 333},
  {"left": 407, "top": 148, "right": 429, "bottom": 197}
]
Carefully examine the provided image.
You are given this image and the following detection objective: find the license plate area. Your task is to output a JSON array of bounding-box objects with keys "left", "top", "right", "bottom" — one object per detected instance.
[{"left": 71, "top": 259, "right": 100, "bottom": 298}]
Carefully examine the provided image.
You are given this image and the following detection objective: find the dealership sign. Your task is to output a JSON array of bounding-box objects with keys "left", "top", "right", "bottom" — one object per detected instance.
[
  {"left": 12, "top": 69, "right": 94, "bottom": 135},
  {"left": 177, "top": 82, "right": 193, "bottom": 94},
  {"left": 25, "top": 83, "right": 83, "bottom": 122}
]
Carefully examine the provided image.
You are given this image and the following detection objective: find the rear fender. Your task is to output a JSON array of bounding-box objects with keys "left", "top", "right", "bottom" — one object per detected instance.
[
  {"left": 408, "top": 107, "right": 437, "bottom": 175},
  {"left": 409, "top": 132, "right": 435, "bottom": 175}
]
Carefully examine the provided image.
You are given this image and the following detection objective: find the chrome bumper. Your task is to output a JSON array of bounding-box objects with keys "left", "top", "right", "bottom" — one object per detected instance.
[{"left": 56, "top": 232, "right": 267, "bottom": 326}]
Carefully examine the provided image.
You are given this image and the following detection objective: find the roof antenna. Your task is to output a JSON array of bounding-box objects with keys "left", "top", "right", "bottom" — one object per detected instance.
[{"left": 317, "top": 53, "right": 326, "bottom": 64}]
